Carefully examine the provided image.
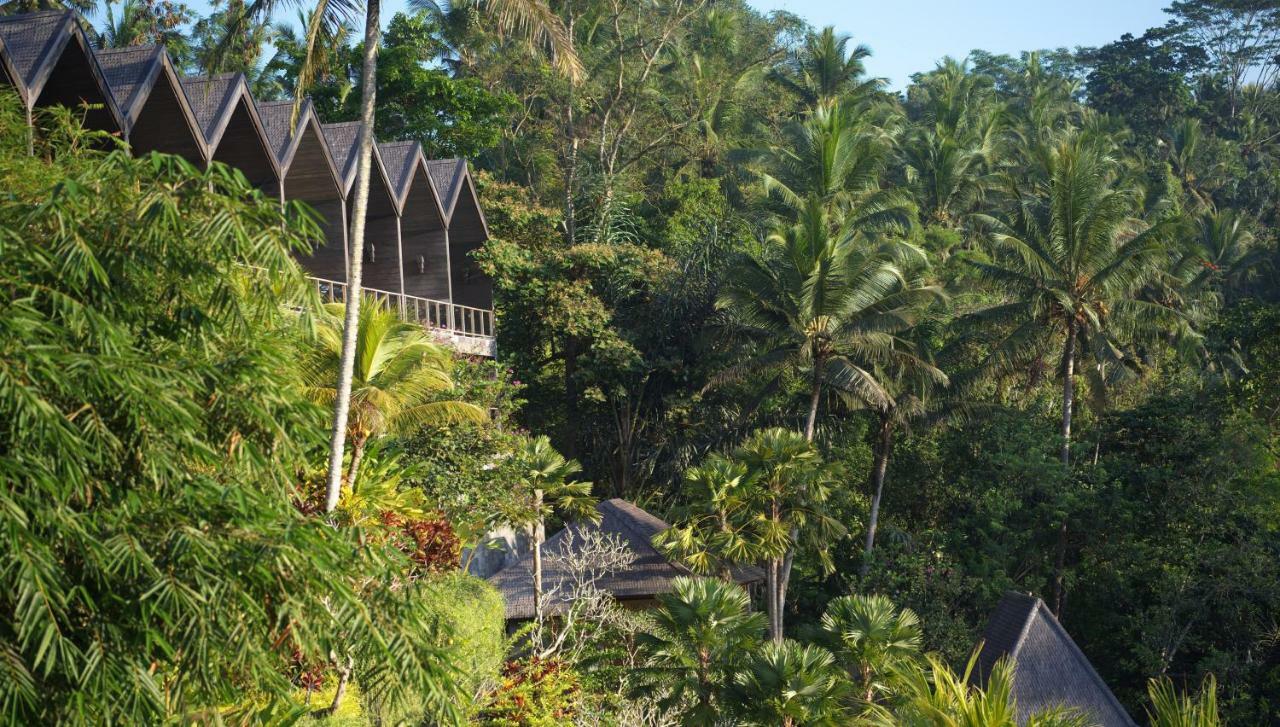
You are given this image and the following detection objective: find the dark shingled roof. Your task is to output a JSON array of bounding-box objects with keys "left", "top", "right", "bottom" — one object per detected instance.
[
  {"left": 179, "top": 73, "right": 239, "bottom": 143},
  {"left": 378, "top": 140, "right": 419, "bottom": 205},
  {"left": 974, "top": 592, "right": 1137, "bottom": 727},
  {"left": 321, "top": 121, "right": 361, "bottom": 186},
  {"left": 0, "top": 10, "right": 69, "bottom": 92},
  {"left": 426, "top": 158, "right": 465, "bottom": 217},
  {"left": 255, "top": 100, "right": 295, "bottom": 163},
  {"left": 488, "top": 498, "right": 765, "bottom": 620},
  {"left": 95, "top": 45, "right": 161, "bottom": 126}
]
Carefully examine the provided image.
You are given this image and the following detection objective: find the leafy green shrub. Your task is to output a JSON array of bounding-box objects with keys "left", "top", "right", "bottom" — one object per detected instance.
[
  {"left": 420, "top": 573, "right": 507, "bottom": 702},
  {"left": 0, "top": 94, "right": 462, "bottom": 724}
]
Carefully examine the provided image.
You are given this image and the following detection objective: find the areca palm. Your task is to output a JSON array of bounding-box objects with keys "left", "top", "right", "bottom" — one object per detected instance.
[
  {"left": 303, "top": 298, "right": 486, "bottom": 505},
  {"left": 864, "top": 653, "right": 1092, "bottom": 727},
  {"left": 819, "top": 593, "right": 922, "bottom": 702},
  {"left": 635, "top": 576, "right": 765, "bottom": 725},
  {"left": 726, "top": 640, "right": 848, "bottom": 727}
]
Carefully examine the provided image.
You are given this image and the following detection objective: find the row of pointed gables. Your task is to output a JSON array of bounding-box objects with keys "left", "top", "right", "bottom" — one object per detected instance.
[{"left": 0, "top": 10, "right": 486, "bottom": 236}]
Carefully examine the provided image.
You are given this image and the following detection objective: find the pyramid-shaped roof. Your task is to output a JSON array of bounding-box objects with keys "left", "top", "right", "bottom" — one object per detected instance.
[
  {"left": 974, "top": 592, "right": 1137, "bottom": 726},
  {"left": 488, "top": 498, "right": 765, "bottom": 620},
  {"left": 254, "top": 99, "right": 296, "bottom": 163}
]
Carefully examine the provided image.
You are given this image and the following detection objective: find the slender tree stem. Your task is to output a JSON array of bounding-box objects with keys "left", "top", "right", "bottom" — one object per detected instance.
[
  {"left": 804, "top": 368, "right": 821, "bottom": 442},
  {"left": 860, "top": 413, "right": 893, "bottom": 577},
  {"left": 532, "top": 489, "right": 545, "bottom": 627},
  {"left": 323, "top": 0, "right": 380, "bottom": 513},
  {"left": 1053, "top": 321, "right": 1077, "bottom": 615}
]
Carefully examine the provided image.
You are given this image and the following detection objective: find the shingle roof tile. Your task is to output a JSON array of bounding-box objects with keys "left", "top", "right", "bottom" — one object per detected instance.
[
  {"left": 95, "top": 45, "right": 161, "bottom": 125},
  {"left": 0, "top": 10, "right": 69, "bottom": 91}
]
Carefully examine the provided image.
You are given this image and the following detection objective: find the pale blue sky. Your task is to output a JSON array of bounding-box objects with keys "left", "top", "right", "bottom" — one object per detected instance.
[
  {"left": 158, "top": 0, "right": 1174, "bottom": 88},
  {"left": 749, "top": 0, "right": 1173, "bottom": 88}
]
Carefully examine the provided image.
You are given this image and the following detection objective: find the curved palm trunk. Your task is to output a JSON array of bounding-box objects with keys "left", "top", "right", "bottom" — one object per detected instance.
[
  {"left": 323, "top": 0, "right": 380, "bottom": 514},
  {"left": 344, "top": 433, "right": 369, "bottom": 495},
  {"left": 1052, "top": 322, "right": 1077, "bottom": 616},
  {"left": 860, "top": 412, "right": 893, "bottom": 578},
  {"left": 803, "top": 369, "right": 821, "bottom": 442},
  {"left": 772, "top": 370, "right": 824, "bottom": 641}
]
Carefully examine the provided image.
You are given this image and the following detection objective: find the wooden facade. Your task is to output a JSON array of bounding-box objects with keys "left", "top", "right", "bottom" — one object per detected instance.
[{"left": 0, "top": 10, "right": 495, "bottom": 356}]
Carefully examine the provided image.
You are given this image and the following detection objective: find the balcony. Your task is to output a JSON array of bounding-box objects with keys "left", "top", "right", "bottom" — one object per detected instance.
[{"left": 313, "top": 276, "right": 496, "bottom": 358}]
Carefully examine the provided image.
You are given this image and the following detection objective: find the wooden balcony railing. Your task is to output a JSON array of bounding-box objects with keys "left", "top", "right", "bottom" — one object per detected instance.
[{"left": 312, "top": 276, "right": 495, "bottom": 353}]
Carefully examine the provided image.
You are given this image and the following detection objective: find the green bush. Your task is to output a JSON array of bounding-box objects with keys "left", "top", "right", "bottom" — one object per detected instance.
[
  {"left": 0, "top": 94, "right": 463, "bottom": 724},
  {"left": 421, "top": 573, "right": 507, "bottom": 702}
]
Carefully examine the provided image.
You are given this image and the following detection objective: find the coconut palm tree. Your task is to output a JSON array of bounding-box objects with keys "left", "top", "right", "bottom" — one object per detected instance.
[
  {"left": 503, "top": 434, "right": 598, "bottom": 626},
  {"left": 717, "top": 196, "right": 943, "bottom": 443},
  {"left": 302, "top": 298, "right": 486, "bottom": 505},
  {"left": 635, "top": 576, "right": 766, "bottom": 726},
  {"left": 770, "top": 25, "right": 882, "bottom": 110},
  {"left": 970, "top": 131, "right": 1179, "bottom": 467},
  {"left": 819, "top": 593, "right": 922, "bottom": 702},
  {"left": 726, "top": 640, "right": 848, "bottom": 727},
  {"left": 225, "top": 0, "right": 582, "bottom": 514},
  {"left": 969, "top": 131, "right": 1182, "bottom": 614}
]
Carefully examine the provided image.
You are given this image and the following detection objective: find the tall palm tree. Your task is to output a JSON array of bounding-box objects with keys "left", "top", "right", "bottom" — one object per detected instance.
[
  {"left": 225, "top": 0, "right": 582, "bottom": 513},
  {"left": 504, "top": 434, "right": 598, "bottom": 626},
  {"left": 635, "top": 576, "right": 766, "bottom": 726},
  {"left": 302, "top": 298, "right": 486, "bottom": 505},
  {"left": 726, "top": 640, "right": 848, "bottom": 727},
  {"left": 770, "top": 25, "right": 882, "bottom": 110},
  {"left": 819, "top": 593, "right": 921, "bottom": 702},
  {"left": 970, "top": 131, "right": 1180, "bottom": 613},
  {"left": 733, "top": 428, "right": 844, "bottom": 642},
  {"left": 717, "top": 197, "right": 942, "bottom": 442},
  {"left": 972, "top": 131, "right": 1180, "bottom": 467}
]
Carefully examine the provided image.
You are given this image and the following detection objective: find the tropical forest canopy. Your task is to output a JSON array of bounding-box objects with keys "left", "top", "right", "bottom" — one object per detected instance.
[{"left": 1, "top": 0, "right": 1279, "bottom": 724}]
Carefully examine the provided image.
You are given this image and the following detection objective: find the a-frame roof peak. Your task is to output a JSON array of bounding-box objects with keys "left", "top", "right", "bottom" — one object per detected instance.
[
  {"left": 0, "top": 10, "right": 72, "bottom": 94},
  {"left": 95, "top": 44, "right": 163, "bottom": 126},
  {"left": 974, "top": 592, "right": 1137, "bottom": 727}
]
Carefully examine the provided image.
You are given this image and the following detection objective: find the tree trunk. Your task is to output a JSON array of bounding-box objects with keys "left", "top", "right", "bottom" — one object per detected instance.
[
  {"left": 860, "top": 413, "right": 893, "bottom": 577},
  {"left": 532, "top": 489, "right": 546, "bottom": 626},
  {"left": 344, "top": 433, "right": 369, "bottom": 496},
  {"left": 1060, "top": 322, "right": 1076, "bottom": 466},
  {"left": 1052, "top": 323, "right": 1077, "bottom": 616},
  {"left": 766, "top": 558, "right": 782, "bottom": 643},
  {"left": 326, "top": 655, "right": 354, "bottom": 716},
  {"left": 803, "top": 368, "right": 821, "bottom": 442},
  {"left": 323, "top": 0, "right": 380, "bottom": 514}
]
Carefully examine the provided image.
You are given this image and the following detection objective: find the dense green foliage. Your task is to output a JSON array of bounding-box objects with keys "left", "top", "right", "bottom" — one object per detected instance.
[{"left": 4, "top": 0, "right": 1280, "bottom": 723}]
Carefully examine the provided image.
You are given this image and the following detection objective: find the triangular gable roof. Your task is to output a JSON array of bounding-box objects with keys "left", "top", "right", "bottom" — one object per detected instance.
[
  {"left": 95, "top": 46, "right": 205, "bottom": 157},
  {"left": 95, "top": 45, "right": 161, "bottom": 125},
  {"left": 256, "top": 98, "right": 340, "bottom": 189},
  {"left": 321, "top": 121, "right": 361, "bottom": 191},
  {"left": 974, "top": 592, "right": 1137, "bottom": 727},
  {"left": 488, "top": 498, "right": 765, "bottom": 620},
  {"left": 320, "top": 121, "right": 398, "bottom": 206},
  {"left": 179, "top": 72, "right": 279, "bottom": 179},
  {"left": 0, "top": 10, "right": 123, "bottom": 126},
  {"left": 378, "top": 140, "right": 447, "bottom": 221},
  {"left": 425, "top": 157, "right": 490, "bottom": 238},
  {"left": 0, "top": 10, "right": 70, "bottom": 104}
]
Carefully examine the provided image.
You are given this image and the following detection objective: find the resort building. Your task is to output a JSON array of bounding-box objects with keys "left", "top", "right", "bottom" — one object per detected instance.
[{"left": 0, "top": 9, "right": 495, "bottom": 356}]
